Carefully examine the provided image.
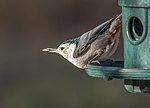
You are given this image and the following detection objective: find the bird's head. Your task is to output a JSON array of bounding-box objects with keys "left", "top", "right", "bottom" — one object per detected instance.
[{"left": 42, "top": 39, "right": 77, "bottom": 60}]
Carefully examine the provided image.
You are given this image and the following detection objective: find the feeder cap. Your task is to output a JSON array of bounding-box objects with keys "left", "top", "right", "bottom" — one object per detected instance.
[{"left": 118, "top": 0, "right": 150, "bottom": 7}]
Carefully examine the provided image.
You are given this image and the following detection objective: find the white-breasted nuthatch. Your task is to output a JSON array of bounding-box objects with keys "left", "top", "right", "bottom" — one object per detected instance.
[{"left": 43, "top": 14, "right": 122, "bottom": 69}]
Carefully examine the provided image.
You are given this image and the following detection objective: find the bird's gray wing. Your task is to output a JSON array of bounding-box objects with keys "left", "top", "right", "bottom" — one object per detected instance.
[{"left": 73, "top": 16, "right": 116, "bottom": 58}]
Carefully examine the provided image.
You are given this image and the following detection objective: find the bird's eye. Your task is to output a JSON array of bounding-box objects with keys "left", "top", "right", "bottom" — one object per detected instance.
[{"left": 60, "top": 47, "right": 64, "bottom": 51}]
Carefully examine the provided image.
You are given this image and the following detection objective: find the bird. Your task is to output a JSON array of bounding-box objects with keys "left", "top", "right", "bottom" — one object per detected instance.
[{"left": 42, "top": 14, "right": 122, "bottom": 69}]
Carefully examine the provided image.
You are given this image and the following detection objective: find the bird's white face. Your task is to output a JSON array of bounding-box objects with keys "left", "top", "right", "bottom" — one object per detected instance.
[
  {"left": 57, "top": 43, "right": 76, "bottom": 59},
  {"left": 42, "top": 43, "right": 76, "bottom": 62}
]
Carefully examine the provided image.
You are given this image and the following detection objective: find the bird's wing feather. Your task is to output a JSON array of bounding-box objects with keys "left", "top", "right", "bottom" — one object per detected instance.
[{"left": 73, "top": 16, "right": 117, "bottom": 58}]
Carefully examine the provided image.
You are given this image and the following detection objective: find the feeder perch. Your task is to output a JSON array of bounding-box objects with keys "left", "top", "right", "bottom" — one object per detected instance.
[{"left": 85, "top": 0, "right": 150, "bottom": 94}]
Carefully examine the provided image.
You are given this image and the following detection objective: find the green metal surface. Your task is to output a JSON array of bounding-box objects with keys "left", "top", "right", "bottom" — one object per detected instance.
[
  {"left": 86, "top": 65, "right": 150, "bottom": 80},
  {"left": 119, "top": 0, "right": 150, "bottom": 93}
]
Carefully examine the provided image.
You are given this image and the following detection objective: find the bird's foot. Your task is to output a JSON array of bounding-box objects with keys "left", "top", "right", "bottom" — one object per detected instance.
[
  {"left": 98, "top": 59, "right": 114, "bottom": 66},
  {"left": 90, "top": 60, "right": 101, "bottom": 65},
  {"left": 89, "top": 59, "right": 114, "bottom": 66}
]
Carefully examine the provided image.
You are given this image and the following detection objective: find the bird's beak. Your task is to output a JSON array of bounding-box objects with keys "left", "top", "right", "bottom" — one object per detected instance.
[{"left": 42, "top": 48, "right": 58, "bottom": 53}]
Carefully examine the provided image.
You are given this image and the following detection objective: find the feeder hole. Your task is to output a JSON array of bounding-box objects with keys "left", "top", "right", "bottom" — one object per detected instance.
[{"left": 128, "top": 17, "right": 143, "bottom": 41}]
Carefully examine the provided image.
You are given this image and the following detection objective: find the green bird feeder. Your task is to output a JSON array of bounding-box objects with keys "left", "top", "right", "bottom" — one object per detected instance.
[{"left": 85, "top": 0, "right": 150, "bottom": 94}]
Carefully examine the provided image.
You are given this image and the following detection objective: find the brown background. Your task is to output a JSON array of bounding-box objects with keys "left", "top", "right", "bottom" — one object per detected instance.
[{"left": 0, "top": 0, "right": 150, "bottom": 108}]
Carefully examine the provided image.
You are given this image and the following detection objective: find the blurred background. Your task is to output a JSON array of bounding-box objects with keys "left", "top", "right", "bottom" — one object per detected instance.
[{"left": 0, "top": 0, "right": 150, "bottom": 108}]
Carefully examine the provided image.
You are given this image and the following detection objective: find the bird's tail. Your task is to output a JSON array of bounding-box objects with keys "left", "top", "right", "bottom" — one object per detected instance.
[{"left": 108, "top": 13, "right": 122, "bottom": 37}]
